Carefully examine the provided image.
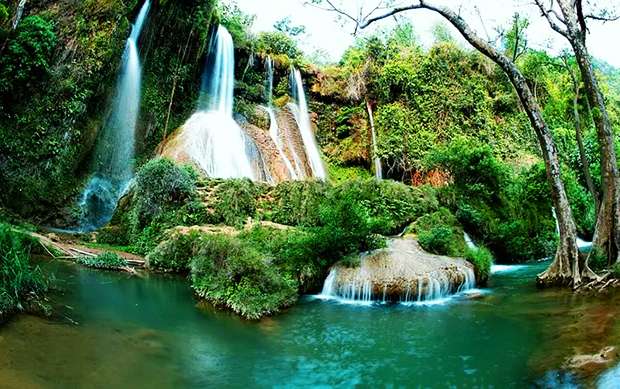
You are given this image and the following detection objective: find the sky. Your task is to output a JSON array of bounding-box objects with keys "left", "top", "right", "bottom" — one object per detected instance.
[{"left": 227, "top": 0, "right": 620, "bottom": 68}]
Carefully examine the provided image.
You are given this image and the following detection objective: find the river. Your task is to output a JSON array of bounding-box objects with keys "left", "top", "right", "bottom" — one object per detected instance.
[{"left": 1, "top": 260, "right": 620, "bottom": 387}]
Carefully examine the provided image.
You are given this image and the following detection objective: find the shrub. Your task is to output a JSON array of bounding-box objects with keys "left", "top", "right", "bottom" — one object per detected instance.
[
  {"left": 267, "top": 181, "right": 328, "bottom": 226},
  {"left": 588, "top": 247, "right": 608, "bottom": 272},
  {"left": 0, "top": 16, "right": 57, "bottom": 96},
  {"left": 189, "top": 234, "right": 297, "bottom": 320},
  {"left": 464, "top": 247, "right": 493, "bottom": 284},
  {"left": 0, "top": 223, "right": 47, "bottom": 320},
  {"left": 76, "top": 252, "right": 127, "bottom": 270},
  {"left": 418, "top": 226, "right": 455, "bottom": 255},
  {"left": 146, "top": 230, "right": 199, "bottom": 273},
  {"left": 212, "top": 179, "right": 260, "bottom": 227},
  {"left": 612, "top": 263, "right": 620, "bottom": 279},
  {"left": 132, "top": 158, "right": 196, "bottom": 228},
  {"left": 412, "top": 208, "right": 465, "bottom": 256}
]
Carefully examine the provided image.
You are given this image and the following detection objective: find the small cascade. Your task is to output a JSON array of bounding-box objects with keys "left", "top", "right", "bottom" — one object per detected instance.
[
  {"left": 552, "top": 208, "right": 592, "bottom": 252},
  {"left": 180, "top": 25, "right": 257, "bottom": 180},
  {"left": 78, "top": 0, "right": 151, "bottom": 231},
  {"left": 464, "top": 232, "right": 477, "bottom": 250},
  {"left": 318, "top": 240, "right": 477, "bottom": 305},
  {"left": 288, "top": 68, "right": 327, "bottom": 180}
]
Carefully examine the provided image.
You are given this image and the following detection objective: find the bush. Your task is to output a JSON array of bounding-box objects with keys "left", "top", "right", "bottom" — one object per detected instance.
[
  {"left": 464, "top": 247, "right": 493, "bottom": 284},
  {"left": 146, "top": 230, "right": 199, "bottom": 273},
  {"left": 76, "top": 252, "right": 127, "bottom": 270},
  {"left": 189, "top": 234, "right": 297, "bottom": 320},
  {"left": 418, "top": 226, "right": 455, "bottom": 256},
  {"left": 0, "top": 223, "right": 47, "bottom": 320},
  {"left": 412, "top": 208, "right": 465, "bottom": 256},
  {"left": 212, "top": 179, "right": 260, "bottom": 227},
  {"left": 132, "top": 158, "right": 196, "bottom": 227},
  {"left": 267, "top": 181, "right": 328, "bottom": 226},
  {"left": 0, "top": 16, "right": 57, "bottom": 97}
]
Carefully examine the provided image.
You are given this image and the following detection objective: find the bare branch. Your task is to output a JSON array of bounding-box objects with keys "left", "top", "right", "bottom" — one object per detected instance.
[
  {"left": 533, "top": 0, "right": 570, "bottom": 38},
  {"left": 585, "top": 13, "right": 620, "bottom": 22}
]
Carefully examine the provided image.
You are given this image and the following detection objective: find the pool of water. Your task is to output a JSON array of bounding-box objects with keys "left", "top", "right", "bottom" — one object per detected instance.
[{"left": 1, "top": 260, "right": 620, "bottom": 388}]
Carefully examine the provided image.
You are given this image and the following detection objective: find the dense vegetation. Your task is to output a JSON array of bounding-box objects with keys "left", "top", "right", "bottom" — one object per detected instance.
[
  {"left": 0, "top": 223, "right": 48, "bottom": 323},
  {"left": 0, "top": 0, "right": 619, "bottom": 320}
]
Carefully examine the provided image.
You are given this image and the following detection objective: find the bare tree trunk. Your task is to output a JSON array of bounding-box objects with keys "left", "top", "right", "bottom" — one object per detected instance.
[{"left": 557, "top": 0, "right": 620, "bottom": 266}]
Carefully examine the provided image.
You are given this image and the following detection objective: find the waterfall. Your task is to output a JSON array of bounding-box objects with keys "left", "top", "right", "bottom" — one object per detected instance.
[
  {"left": 464, "top": 232, "right": 477, "bottom": 250},
  {"left": 288, "top": 68, "right": 327, "bottom": 180},
  {"left": 78, "top": 0, "right": 151, "bottom": 231},
  {"left": 181, "top": 25, "right": 256, "bottom": 179},
  {"left": 366, "top": 100, "right": 383, "bottom": 180},
  {"left": 262, "top": 57, "right": 296, "bottom": 179}
]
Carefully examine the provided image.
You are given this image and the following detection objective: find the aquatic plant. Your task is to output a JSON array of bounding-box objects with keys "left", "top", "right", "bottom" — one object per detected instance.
[{"left": 76, "top": 252, "right": 128, "bottom": 270}]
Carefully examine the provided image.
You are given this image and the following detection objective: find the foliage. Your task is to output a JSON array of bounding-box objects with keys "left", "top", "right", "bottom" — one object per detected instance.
[
  {"left": 132, "top": 158, "right": 196, "bottom": 229},
  {"left": 76, "top": 252, "right": 127, "bottom": 270},
  {"left": 212, "top": 179, "right": 261, "bottom": 227},
  {"left": 255, "top": 31, "right": 301, "bottom": 60},
  {"left": 0, "top": 16, "right": 57, "bottom": 96},
  {"left": 146, "top": 230, "right": 200, "bottom": 273},
  {"left": 189, "top": 233, "right": 298, "bottom": 320},
  {"left": 411, "top": 208, "right": 465, "bottom": 256},
  {"left": 0, "top": 223, "right": 47, "bottom": 320},
  {"left": 464, "top": 247, "right": 493, "bottom": 284}
]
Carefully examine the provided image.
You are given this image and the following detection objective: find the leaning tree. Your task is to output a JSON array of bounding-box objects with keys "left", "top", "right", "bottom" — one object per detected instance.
[
  {"left": 309, "top": 0, "right": 597, "bottom": 286},
  {"left": 534, "top": 0, "right": 620, "bottom": 267}
]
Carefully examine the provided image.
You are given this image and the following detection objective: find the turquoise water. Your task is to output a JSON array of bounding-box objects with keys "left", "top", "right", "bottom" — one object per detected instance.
[{"left": 1, "top": 260, "right": 620, "bottom": 388}]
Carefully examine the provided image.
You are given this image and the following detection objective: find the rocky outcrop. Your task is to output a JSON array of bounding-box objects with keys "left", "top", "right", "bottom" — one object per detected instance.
[
  {"left": 278, "top": 105, "right": 312, "bottom": 178},
  {"left": 322, "top": 237, "right": 476, "bottom": 302},
  {"left": 242, "top": 122, "right": 292, "bottom": 182}
]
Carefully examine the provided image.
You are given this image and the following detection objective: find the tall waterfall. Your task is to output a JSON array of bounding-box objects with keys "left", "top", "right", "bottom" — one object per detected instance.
[
  {"left": 182, "top": 25, "right": 256, "bottom": 179},
  {"left": 78, "top": 0, "right": 151, "bottom": 231},
  {"left": 288, "top": 68, "right": 327, "bottom": 180}
]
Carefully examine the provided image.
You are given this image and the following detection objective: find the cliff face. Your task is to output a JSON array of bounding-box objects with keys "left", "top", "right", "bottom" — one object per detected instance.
[{"left": 0, "top": 0, "right": 216, "bottom": 219}]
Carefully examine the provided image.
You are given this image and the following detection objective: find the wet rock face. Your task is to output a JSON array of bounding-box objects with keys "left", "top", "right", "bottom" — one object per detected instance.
[{"left": 324, "top": 237, "right": 476, "bottom": 302}]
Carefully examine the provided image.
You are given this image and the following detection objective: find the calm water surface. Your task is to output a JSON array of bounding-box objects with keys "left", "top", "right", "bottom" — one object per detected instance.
[{"left": 1, "top": 260, "right": 620, "bottom": 388}]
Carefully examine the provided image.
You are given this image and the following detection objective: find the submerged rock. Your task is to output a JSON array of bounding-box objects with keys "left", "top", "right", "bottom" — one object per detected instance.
[
  {"left": 322, "top": 237, "right": 476, "bottom": 303},
  {"left": 565, "top": 346, "right": 619, "bottom": 378}
]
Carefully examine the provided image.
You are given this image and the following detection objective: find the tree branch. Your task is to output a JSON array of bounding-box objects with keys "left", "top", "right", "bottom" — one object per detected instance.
[{"left": 533, "top": 0, "right": 570, "bottom": 38}]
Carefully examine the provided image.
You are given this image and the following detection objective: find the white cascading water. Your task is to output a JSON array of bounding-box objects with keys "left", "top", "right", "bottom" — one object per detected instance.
[
  {"left": 262, "top": 56, "right": 296, "bottom": 179},
  {"left": 181, "top": 25, "right": 256, "bottom": 179},
  {"left": 551, "top": 208, "right": 592, "bottom": 252},
  {"left": 78, "top": 0, "right": 151, "bottom": 231},
  {"left": 288, "top": 68, "right": 327, "bottom": 180},
  {"left": 464, "top": 232, "right": 477, "bottom": 250},
  {"left": 319, "top": 267, "right": 476, "bottom": 304},
  {"left": 366, "top": 101, "right": 383, "bottom": 180}
]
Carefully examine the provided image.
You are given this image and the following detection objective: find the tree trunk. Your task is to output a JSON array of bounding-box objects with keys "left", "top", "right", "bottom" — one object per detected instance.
[
  {"left": 413, "top": 1, "right": 586, "bottom": 286},
  {"left": 558, "top": 0, "right": 620, "bottom": 266},
  {"left": 570, "top": 77, "right": 599, "bottom": 211}
]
